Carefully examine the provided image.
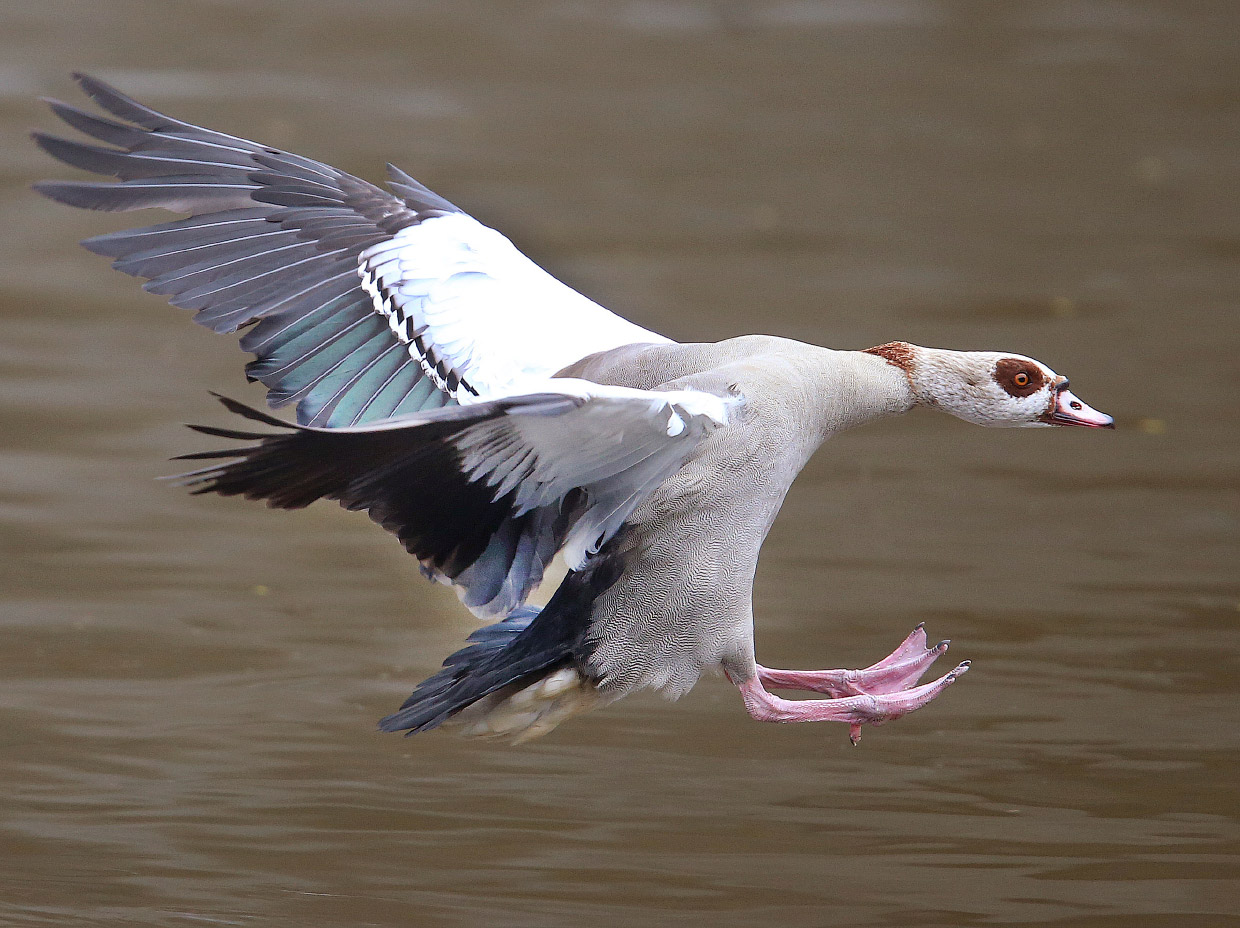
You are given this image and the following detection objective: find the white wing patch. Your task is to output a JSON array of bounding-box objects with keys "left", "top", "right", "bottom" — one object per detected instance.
[
  {"left": 358, "top": 214, "right": 672, "bottom": 403},
  {"left": 448, "top": 378, "right": 739, "bottom": 572}
]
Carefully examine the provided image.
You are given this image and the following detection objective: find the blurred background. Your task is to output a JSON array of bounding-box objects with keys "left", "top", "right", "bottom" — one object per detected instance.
[{"left": 1, "top": 2, "right": 1237, "bottom": 926}]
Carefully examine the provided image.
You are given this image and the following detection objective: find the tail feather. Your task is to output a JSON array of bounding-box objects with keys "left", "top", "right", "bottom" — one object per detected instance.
[
  {"left": 378, "top": 608, "right": 548, "bottom": 734},
  {"left": 380, "top": 538, "right": 625, "bottom": 737}
]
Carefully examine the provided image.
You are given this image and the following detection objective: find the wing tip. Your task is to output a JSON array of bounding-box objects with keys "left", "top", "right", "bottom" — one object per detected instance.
[
  {"left": 30, "top": 178, "right": 94, "bottom": 207},
  {"left": 207, "top": 391, "right": 301, "bottom": 430},
  {"left": 71, "top": 71, "right": 117, "bottom": 100}
]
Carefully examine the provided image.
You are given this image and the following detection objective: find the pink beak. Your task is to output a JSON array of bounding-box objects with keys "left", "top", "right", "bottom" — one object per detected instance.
[{"left": 1047, "top": 387, "right": 1114, "bottom": 429}]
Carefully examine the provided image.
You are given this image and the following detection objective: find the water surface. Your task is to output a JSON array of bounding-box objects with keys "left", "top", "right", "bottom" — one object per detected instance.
[{"left": 1, "top": 2, "right": 1237, "bottom": 926}]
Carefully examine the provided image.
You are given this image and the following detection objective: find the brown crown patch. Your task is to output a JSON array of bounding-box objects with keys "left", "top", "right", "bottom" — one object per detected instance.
[
  {"left": 864, "top": 341, "right": 915, "bottom": 372},
  {"left": 993, "top": 357, "right": 1046, "bottom": 397}
]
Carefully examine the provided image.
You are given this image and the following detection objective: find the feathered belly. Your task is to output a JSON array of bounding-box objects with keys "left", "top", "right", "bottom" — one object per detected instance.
[{"left": 580, "top": 525, "right": 760, "bottom": 700}]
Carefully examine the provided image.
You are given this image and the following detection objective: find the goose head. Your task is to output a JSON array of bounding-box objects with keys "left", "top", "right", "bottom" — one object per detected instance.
[{"left": 866, "top": 342, "right": 1114, "bottom": 429}]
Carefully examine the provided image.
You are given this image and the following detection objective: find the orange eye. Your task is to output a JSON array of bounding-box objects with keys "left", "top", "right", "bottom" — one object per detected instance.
[{"left": 1014, "top": 371, "right": 1030, "bottom": 387}]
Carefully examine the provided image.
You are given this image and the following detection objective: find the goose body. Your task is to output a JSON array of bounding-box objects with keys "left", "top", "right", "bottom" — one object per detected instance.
[{"left": 37, "top": 75, "right": 1113, "bottom": 743}]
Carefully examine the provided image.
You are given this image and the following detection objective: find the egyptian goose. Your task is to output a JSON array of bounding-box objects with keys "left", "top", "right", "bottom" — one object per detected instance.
[{"left": 36, "top": 75, "right": 1113, "bottom": 743}]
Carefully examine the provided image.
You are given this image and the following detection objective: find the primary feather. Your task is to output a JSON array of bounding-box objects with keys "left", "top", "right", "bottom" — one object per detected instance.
[{"left": 35, "top": 73, "right": 669, "bottom": 428}]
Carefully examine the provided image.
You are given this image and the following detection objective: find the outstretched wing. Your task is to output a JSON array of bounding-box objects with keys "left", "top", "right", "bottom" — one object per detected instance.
[
  {"left": 173, "top": 381, "right": 738, "bottom": 617},
  {"left": 34, "top": 73, "right": 671, "bottom": 426}
]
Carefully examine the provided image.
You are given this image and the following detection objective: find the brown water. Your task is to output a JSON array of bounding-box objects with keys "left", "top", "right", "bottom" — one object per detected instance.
[{"left": 2, "top": 2, "right": 1237, "bottom": 926}]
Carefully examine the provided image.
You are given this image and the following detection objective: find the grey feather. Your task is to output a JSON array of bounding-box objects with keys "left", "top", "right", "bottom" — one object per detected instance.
[{"left": 35, "top": 73, "right": 469, "bottom": 426}]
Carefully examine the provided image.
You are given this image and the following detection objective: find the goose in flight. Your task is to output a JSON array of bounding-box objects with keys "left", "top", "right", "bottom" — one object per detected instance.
[{"left": 36, "top": 74, "right": 1114, "bottom": 744}]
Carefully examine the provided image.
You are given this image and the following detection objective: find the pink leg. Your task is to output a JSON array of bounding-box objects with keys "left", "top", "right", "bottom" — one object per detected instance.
[
  {"left": 738, "top": 659, "right": 969, "bottom": 744},
  {"left": 756, "top": 624, "right": 950, "bottom": 698}
]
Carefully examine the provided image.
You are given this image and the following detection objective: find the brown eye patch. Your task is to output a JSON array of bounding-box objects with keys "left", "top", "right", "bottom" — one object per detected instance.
[{"left": 993, "top": 358, "right": 1046, "bottom": 397}]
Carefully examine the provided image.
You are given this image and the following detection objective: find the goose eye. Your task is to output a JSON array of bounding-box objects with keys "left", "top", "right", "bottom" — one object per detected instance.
[{"left": 994, "top": 357, "right": 1046, "bottom": 396}]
